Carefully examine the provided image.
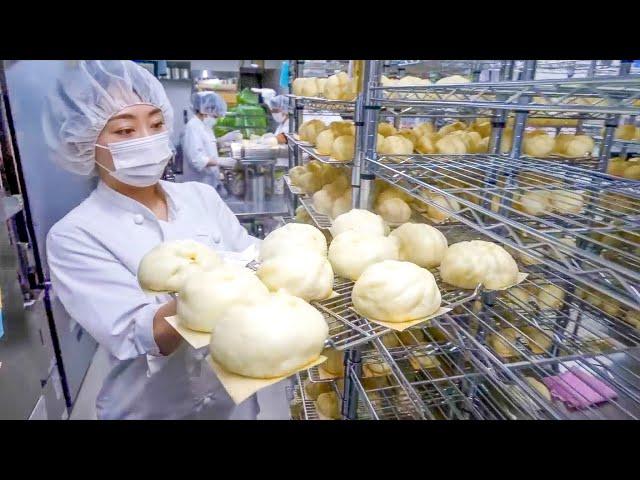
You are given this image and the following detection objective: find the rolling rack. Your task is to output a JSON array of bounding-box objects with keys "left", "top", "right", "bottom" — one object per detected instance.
[{"left": 285, "top": 60, "right": 640, "bottom": 420}]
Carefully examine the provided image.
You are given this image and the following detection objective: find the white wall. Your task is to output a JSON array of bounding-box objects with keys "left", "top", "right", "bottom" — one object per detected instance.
[
  {"left": 161, "top": 79, "right": 193, "bottom": 145},
  {"left": 188, "top": 60, "right": 241, "bottom": 71}
]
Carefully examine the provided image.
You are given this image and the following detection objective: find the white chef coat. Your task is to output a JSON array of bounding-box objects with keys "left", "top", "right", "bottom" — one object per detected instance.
[
  {"left": 181, "top": 116, "right": 221, "bottom": 188},
  {"left": 46, "top": 180, "right": 260, "bottom": 420}
]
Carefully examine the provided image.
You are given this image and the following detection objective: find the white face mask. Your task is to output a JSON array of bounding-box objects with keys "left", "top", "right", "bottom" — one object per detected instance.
[
  {"left": 272, "top": 112, "right": 287, "bottom": 124},
  {"left": 203, "top": 117, "right": 217, "bottom": 128},
  {"left": 95, "top": 131, "right": 173, "bottom": 187}
]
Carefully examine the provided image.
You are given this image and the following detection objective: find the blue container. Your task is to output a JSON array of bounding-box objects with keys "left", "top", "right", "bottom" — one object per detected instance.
[{"left": 279, "top": 61, "right": 290, "bottom": 89}]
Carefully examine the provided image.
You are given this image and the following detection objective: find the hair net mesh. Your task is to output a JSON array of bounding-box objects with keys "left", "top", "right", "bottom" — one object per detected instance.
[
  {"left": 191, "top": 91, "right": 227, "bottom": 117},
  {"left": 42, "top": 60, "right": 174, "bottom": 176}
]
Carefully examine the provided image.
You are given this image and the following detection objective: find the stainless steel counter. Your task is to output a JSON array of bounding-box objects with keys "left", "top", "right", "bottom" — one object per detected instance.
[{"left": 225, "top": 194, "right": 289, "bottom": 220}]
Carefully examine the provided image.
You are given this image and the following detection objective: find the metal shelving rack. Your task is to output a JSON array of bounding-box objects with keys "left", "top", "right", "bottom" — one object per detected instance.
[{"left": 285, "top": 59, "right": 640, "bottom": 420}]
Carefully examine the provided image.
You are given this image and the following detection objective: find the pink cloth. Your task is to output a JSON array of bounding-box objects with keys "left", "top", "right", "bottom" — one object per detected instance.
[{"left": 542, "top": 367, "right": 617, "bottom": 410}]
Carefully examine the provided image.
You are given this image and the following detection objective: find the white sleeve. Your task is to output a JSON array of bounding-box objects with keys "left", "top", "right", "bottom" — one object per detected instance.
[
  {"left": 46, "top": 227, "right": 165, "bottom": 361},
  {"left": 183, "top": 123, "right": 211, "bottom": 173},
  {"left": 194, "top": 183, "right": 258, "bottom": 252}
]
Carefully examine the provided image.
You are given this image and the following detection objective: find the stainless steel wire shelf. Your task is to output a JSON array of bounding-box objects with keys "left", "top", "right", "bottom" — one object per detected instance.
[
  {"left": 595, "top": 136, "right": 640, "bottom": 155},
  {"left": 284, "top": 133, "right": 354, "bottom": 166},
  {"left": 371, "top": 77, "right": 640, "bottom": 119},
  {"left": 387, "top": 60, "right": 503, "bottom": 71},
  {"left": 299, "top": 60, "right": 351, "bottom": 78},
  {"left": 313, "top": 271, "right": 482, "bottom": 351},
  {"left": 283, "top": 174, "right": 304, "bottom": 196},
  {"left": 368, "top": 153, "right": 640, "bottom": 311},
  {"left": 287, "top": 94, "right": 355, "bottom": 114},
  {"left": 354, "top": 312, "right": 640, "bottom": 420},
  {"left": 533, "top": 60, "right": 633, "bottom": 78},
  {"left": 295, "top": 371, "right": 321, "bottom": 420},
  {"left": 434, "top": 314, "right": 640, "bottom": 420},
  {"left": 295, "top": 369, "right": 344, "bottom": 420},
  {"left": 353, "top": 326, "right": 561, "bottom": 419},
  {"left": 297, "top": 142, "right": 353, "bottom": 166},
  {"left": 298, "top": 196, "right": 332, "bottom": 230},
  {"left": 285, "top": 60, "right": 640, "bottom": 420}
]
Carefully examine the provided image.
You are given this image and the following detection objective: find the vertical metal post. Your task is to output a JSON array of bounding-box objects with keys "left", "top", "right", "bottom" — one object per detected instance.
[
  {"left": 355, "top": 60, "right": 381, "bottom": 211},
  {"left": 350, "top": 93, "right": 365, "bottom": 209},
  {"left": 489, "top": 60, "right": 515, "bottom": 153},
  {"left": 341, "top": 349, "right": 362, "bottom": 420},
  {"left": 597, "top": 60, "right": 630, "bottom": 172},
  {"left": 483, "top": 62, "right": 514, "bottom": 217},
  {"left": 496, "top": 60, "right": 536, "bottom": 218},
  {"left": 341, "top": 60, "right": 381, "bottom": 420},
  {"left": 471, "top": 60, "right": 482, "bottom": 82},
  {"left": 598, "top": 117, "right": 617, "bottom": 172},
  {"left": 619, "top": 60, "right": 632, "bottom": 76},
  {"left": 287, "top": 60, "right": 304, "bottom": 215}
]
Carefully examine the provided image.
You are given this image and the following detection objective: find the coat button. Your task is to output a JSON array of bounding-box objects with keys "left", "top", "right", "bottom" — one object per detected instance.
[
  {"left": 133, "top": 214, "right": 144, "bottom": 225},
  {"left": 212, "top": 234, "right": 221, "bottom": 243}
]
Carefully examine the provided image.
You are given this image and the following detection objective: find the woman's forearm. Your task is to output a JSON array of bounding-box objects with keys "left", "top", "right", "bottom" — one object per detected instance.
[{"left": 153, "top": 299, "right": 182, "bottom": 355}]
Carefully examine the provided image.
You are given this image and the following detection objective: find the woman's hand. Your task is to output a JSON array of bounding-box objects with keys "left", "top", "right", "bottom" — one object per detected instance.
[
  {"left": 153, "top": 299, "right": 183, "bottom": 355},
  {"left": 207, "top": 157, "right": 218, "bottom": 167},
  {"left": 276, "top": 133, "right": 287, "bottom": 144}
]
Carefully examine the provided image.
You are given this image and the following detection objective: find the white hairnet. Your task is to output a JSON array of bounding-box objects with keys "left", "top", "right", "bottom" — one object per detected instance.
[
  {"left": 267, "top": 95, "right": 288, "bottom": 112},
  {"left": 191, "top": 91, "right": 227, "bottom": 117},
  {"left": 42, "top": 60, "right": 174, "bottom": 176}
]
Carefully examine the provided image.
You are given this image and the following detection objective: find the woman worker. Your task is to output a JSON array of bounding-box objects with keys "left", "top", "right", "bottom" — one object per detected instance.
[
  {"left": 181, "top": 91, "right": 241, "bottom": 196},
  {"left": 266, "top": 94, "right": 344, "bottom": 144},
  {"left": 42, "top": 60, "right": 260, "bottom": 420}
]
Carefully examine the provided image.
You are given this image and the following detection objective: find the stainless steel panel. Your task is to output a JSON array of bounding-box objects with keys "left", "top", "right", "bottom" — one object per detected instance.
[
  {"left": 0, "top": 200, "right": 48, "bottom": 419},
  {"left": 48, "top": 287, "right": 97, "bottom": 405},
  {"left": 42, "top": 365, "right": 67, "bottom": 420},
  {"left": 4, "top": 61, "right": 99, "bottom": 406},
  {"left": 4, "top": 61, "right": 98, "bottom": 276}
]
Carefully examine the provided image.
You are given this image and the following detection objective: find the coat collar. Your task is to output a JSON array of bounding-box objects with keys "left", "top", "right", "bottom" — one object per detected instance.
[{"left": 95, "top": 180, "right": 180, "bottom": 221}]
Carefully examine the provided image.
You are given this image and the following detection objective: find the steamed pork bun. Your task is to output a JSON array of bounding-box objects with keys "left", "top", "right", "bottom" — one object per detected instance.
[
  {"left": 137, "top": 239, "right": 221, "bottom": 292},
  {"left": 375, "top": 197, "right": 412, "bottom": 224},
  {"left": 298, "top": 119, "right": 327, "bottom": 144},
  {"left": 331, "top": 190, "right": 353, "bottom": 219},
  {"left": 328, "top": 231, "right": 399, "bottom": 281},
  {"left": 436, "top": 75, "right": 470, "bottom": 84},
  {"left": 257, "top": 252, "right": 334, "bottom": 302},
  {"left": 423, "top": 193, "right": 461, "bottom": 223},
  {"left": 389, "top": 223, "right": 448, "bottom": 268},
  {"left": 550, "top": 190, "right": 584, "bottom": 214},
  {"left": 315, "top": 129, "right": 336, "bottom": 156},
  {"left": 523, "top": 133, "right": 554, "bottom": 157},
  {"left": 259, "top": 223, "right": 327, "bottom": 261},
  {"left": 378, "top": 122, "right": 397, "bottom": 137},
  {"left": 352, "top": 260, "right": 442, "bottom": 322},
  {"left": 331, "top": 135, "right": 355, "bottom": 162},
  {"left": 554, "top": 135, "right": 595, "bottom": 157},
  {"left": 439, "top": 240, "right": 519, "bottom": 290},
  {"left": 177, "top": 266, "right": 269, "bottom": 333},
  {"left": 515, "top": 190, "right": 553, "bottom": 216},
  {"left": 330, "top": 208, "right": 389, "bottom": 237},
  {"left": 312, "top": 189, "right": 334, "bottom": 215},
  {"left": 378, "top": 135, "right": 414, "bottom": 155},
  {"left": 209, "top": 291, "right": 329, "bottom": 379}
]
